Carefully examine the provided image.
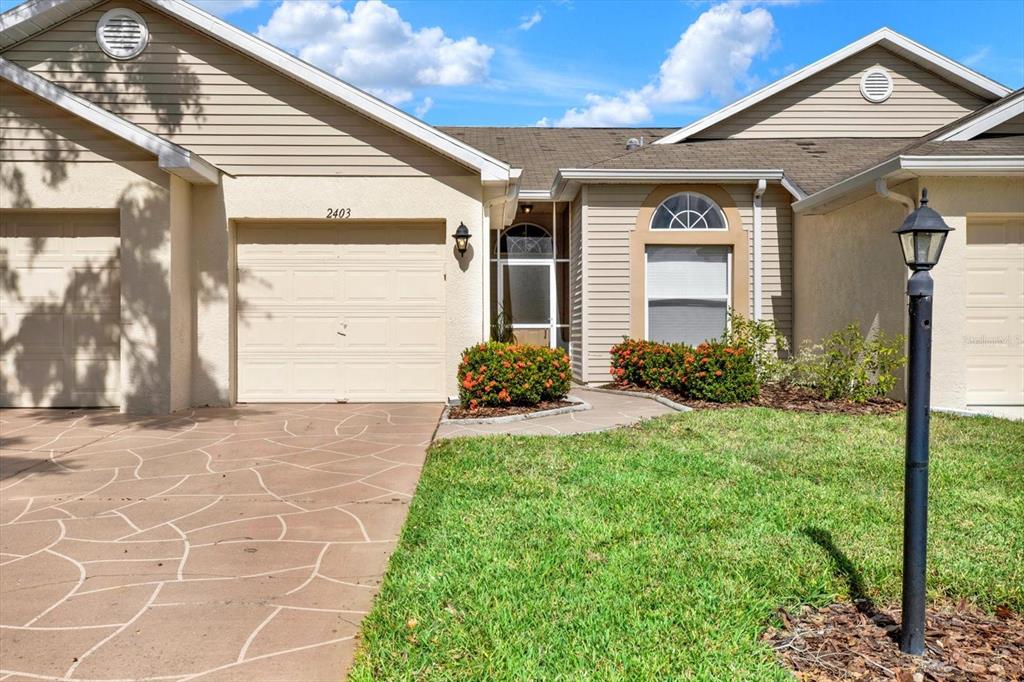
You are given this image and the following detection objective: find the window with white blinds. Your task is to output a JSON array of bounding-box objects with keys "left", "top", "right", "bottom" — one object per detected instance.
[{"left": 646, "top": 245, "right": 730, "bottom": 346}]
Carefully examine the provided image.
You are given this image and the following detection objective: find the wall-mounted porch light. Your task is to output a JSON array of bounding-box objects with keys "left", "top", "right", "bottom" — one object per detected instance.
[
  {"left": 521, "top": 204, "right": 534, "bottom": 215},
  {"left": 452, "top": 222, "right": 472, "bottom": 257}
]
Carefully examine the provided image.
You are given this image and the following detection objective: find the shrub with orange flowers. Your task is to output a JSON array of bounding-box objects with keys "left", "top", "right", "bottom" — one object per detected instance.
[
  {"left": 609, "top": 338, "right": 759, "bottom": 403},
  {"left": 458, "top": 342, "right": 571, "bottom": 408}
]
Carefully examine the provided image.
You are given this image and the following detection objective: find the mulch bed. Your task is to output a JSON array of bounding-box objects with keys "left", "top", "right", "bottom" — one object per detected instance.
[
  {"left": 447, "top": 400, "right": 575, "bottom": 420},
  {"left": 604, "top": 382, "right": 904, "bottom": 416},
  {"left": 763, "top": 600, "right": 1023, "bottom": 681}
]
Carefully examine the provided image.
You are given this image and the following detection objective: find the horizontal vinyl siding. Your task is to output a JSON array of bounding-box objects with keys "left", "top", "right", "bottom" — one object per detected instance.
[
  {"left": 570, "top": 193, "right": 585, "bottom": 381},
  {"left": 695, "top": 46, "right": 988, "bottom": 139},
  {"left": 583, "top": 184, "right": 647, "bottom": 384},
  {"left": 581, "top": 183, "right": 794, "bottom": 382},
  {"left": 2, "top": 0, "right": 468, "bottom": 178},
  {"left": 0, "top": 81, "right": 152, "bottom": 164},
  {"left": 760, "top": 186, "right": 794, "bottom": 344}
]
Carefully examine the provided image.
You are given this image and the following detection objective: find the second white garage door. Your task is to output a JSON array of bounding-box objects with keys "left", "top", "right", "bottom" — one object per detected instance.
[
  {"left": 1, "top": 210, "right": 120, "bottom": 407},
  {"left": 965, "top": 217, "right": 1024, "bottom": 418},
  {"left": 236, "top": 223, "right": 446, "bottom": 403}
]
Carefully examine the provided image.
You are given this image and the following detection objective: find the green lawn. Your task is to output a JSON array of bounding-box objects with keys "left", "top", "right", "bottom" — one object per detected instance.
[{"left": 349, "top": 410, "right": 1023, "bottom": 681}]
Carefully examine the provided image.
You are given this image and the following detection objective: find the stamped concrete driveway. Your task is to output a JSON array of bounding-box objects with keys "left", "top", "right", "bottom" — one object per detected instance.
[{"left": 0, "top": 402, "right": 441, "bottom": 681}]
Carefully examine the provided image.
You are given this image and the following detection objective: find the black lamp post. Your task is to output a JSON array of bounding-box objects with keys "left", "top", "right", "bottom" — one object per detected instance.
[
  {"left": 893, "top": 188, "right": 952, "bottom": 656},
  {"left": 452, "top": 222, "right": 472, "bottom": 257}
]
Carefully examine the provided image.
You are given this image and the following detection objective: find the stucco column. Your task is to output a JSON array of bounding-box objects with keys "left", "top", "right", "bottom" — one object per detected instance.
[
  {"left": 191, "top": 183, "right": 232, "bottom": 407},
  {"left": 118, "top": 177, "right": 192, "bottom": 414}
]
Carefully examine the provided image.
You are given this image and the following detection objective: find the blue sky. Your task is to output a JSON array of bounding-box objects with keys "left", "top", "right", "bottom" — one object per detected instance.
[{"left": 15, "top": 0, "right": 1024, "bottom": 126}]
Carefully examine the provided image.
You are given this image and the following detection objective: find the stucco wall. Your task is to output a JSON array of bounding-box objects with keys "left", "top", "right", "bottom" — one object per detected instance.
[
  {"left": 169, "top": 175, "right": 192, "bottom": 411},
  {"left": 793, "top": 184, "right": 912, "bottom": 369},
  {"left": 794, "top": 176, "right": 1024, "bottom": 410},
  {"left": 191, "top": 173, "right": 485, "bottom": 405}
]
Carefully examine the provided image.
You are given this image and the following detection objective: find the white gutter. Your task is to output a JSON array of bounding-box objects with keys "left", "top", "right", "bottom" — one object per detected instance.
[
  {"left": 874, "top": 177, "right": 915, "bottom": 214},
  {"left": 794, "top": 155, "right": 1024, "bottom": 214},
  {"left": 752, "top": 178, "right": 767, "bottom": 320},
  {"left": 0, "top": 56, "right": 219, "bottom": 185}
]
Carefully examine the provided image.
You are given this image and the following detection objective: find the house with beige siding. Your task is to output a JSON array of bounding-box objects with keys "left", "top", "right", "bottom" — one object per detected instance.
[{"left": 1, "top": 1, "right": 1022, "bottom": 418}]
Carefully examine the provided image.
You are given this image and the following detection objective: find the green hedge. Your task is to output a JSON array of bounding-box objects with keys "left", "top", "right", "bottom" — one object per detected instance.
[
  {"left": 458, "top": 342, "right": 571, "bottom": 409},
  {"left": 610, "top": 338, "right": 759, "bottom": 403}
]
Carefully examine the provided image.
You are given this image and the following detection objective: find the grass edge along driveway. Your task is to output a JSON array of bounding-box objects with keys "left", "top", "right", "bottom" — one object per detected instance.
[{"left": 349, "top": 409, "right": 1023, "bottom": 680}]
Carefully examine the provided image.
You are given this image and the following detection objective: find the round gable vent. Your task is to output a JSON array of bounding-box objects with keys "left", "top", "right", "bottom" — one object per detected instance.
[
  {"left": 96, "top": 8, "right": 149, "bottom": 60},
  {"left": 860, "top": 68, "right": 893, "bottom": 103}
]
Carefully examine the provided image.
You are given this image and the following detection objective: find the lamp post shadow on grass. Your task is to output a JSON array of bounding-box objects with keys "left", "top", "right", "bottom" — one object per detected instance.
[{"left": 802, "top": 527, "right": 899, "bottom": 641}]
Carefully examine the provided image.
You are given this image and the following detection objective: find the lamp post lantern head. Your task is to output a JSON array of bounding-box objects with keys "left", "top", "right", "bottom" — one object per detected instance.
[
  {"left": 894, "top": 189, "right": 953, "bottom": 271},
  {"left": 452, "top": 222, "right": 472, "bottom": 257}
]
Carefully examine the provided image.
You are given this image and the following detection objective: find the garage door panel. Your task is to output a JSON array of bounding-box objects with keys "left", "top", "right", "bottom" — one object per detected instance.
[
  {"left": 395, "top": 360, "right": 446, "bottom": 396},
  {"left": 344, "top": 270, "right": 390, "bottom": 301},
  {"left": 71, "top": 314, "right": 120, "bottom": 352},
  {"left": 965, "top": 218, "right": 1023, "bottom": 412},
  {"left": 344, "top": 316, "right": 389, "bottom": 349},
  {"left": 394, "top": 317, "right": 444, "bottom": 351},
  {"left": 395, "top": 270, "right": 444, "bottom": 303},
  {"left": 294, "top": 315, "right": 341, "bottom": 350},
  {"left": 1, "top": 210, "right": 121, "bottom": 407},
  {"left": 294, "top": 270, "right": 339, "bottom": 301},
  {"left": 237, "top": 268, "right": 290, "bottom": 303},
  {"left": 237, "top": 222, "right": 446, "bottom": 403},
  {"left": 3, "top": 311, "right": 65, "bottom": 350}
]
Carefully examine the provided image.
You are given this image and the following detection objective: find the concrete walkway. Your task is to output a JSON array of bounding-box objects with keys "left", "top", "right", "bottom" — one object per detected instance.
[
  {"left": 435, "top": 388, "right": 677, "bottom": 439},
  {"left": 0, "top": 402, "right": 441, "bottom": 682}
]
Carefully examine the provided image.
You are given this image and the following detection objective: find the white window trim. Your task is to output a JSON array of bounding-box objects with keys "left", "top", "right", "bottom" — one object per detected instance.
[
  {"left": 644, "top": 247, "right": 733, "bottom": 343},
  {"left": 650, "top": 192, "right": 728, "bottom": 232}
]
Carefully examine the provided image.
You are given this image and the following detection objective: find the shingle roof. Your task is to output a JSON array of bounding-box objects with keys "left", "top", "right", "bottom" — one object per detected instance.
[
  {"left": 442, "top": 119, "right": 1023, "bottom": 197},
  {"left": 583, "top": 138, "right": 916, "bottom": 195},
  {"left": 905, "top": 136, "right": 1024, "bottom": 157},
  {"left": 438, "top": 127, "right": 676, "bottom": 190}
]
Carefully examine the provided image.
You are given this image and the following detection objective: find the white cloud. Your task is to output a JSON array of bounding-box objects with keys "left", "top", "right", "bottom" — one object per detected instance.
[
  {"left": 414, "top": 97, "right": 434, "bottom": 118},
  {"left": 547, "top": 1, "right": 776, "bottom": 126},
  {"left": 257, "top": 0, "right": 494, "bottom": 105},
  {"left": 534, "top": 117, "right": 551, "bottom": 127},
  {"left": 558, "top": 92, "right": 651, "bottom": 127},
  {"left": 193, "top": 0, "right": 259, "bottom": 16},
  {"left": 962, "top": 46, "right": 991, "bottom": 68},
  {"left": 519, "top": 11, "right": 543, "bottom": 31}
]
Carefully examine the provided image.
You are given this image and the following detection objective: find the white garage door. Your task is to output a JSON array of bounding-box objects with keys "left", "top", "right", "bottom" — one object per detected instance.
[
  {"left": 236, "top": 223, "right": 446, "bottom": 403},
  {"left": 1, "top": 211, "right": 120, "bottom": 407},
  {"left": 965, "top": 217, "right": 1024, "bottom": 418}
]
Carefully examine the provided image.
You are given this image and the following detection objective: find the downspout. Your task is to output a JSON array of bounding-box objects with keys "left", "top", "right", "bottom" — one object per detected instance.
[
  {"left": 752, "top": 178, "right": 767, "bottom": 320},
  {"left": 875, "top": 177, "right": 915, "bottom": 214}
]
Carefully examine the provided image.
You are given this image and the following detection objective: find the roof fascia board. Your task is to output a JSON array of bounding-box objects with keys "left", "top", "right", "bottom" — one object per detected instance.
[
  {"left": 550, "top": 168, "right": 786, "bottom": 202},
  {"left": 0, "top": 55, "right": 219, "bottom": 185},
  {"left": 934, "top": 95, "right": 1024, "bottom": 141},
  {"left": 900, "top": 155, "right": 1024, "bottom": 172},
  {"left": 793, "top": 155, "right": 1024, "bottom": 213},
  {"left": 657, "top": 28, "right": 1011, "bottom": 145},
  {"left": 142, "top": 0, "right": 510, "bottom": 182}
]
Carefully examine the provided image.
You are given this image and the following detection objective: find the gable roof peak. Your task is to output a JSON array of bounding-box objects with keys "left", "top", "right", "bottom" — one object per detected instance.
[
  {"left": 1, "top": 0, "right": 514, "bottom": 183},
  {"left": 656, "top": 26, "right": 1011, "bottom": 145}
]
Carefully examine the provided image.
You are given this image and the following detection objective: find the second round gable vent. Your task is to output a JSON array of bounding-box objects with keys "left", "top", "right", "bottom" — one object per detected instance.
[
  {"left": 96, "top": 8, "right": 149, "bottom": 60},
  {"left": 860, "top": 68, "right": 893, "bottom": 103}
]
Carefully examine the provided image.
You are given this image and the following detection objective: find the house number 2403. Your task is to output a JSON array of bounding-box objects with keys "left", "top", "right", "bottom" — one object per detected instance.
[{"left": 325, "top": 208, "right": 352, "bottom": 219}]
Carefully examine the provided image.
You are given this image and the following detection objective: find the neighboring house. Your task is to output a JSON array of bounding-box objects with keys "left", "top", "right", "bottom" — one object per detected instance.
[{"left": 1, "top": 1, "right": 1021, "bottom": 418}]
